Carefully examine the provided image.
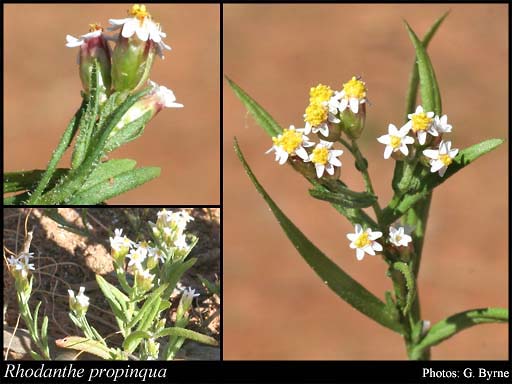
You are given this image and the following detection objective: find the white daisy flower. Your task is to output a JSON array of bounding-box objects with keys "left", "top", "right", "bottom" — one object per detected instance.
[
  {"left": 423, "top": 140, "right": 459, "bottom": 177},
  {"left": 388, "top": 226, "right": 413, "bottom": 247},
  {"left": 334, "top": 76, "right": 368, "bottom": 114},
  {"left": 109, "top": 228, "right": 134, "bottom": 252},
  {"left": 404, "top": 106, "right": 437, "bottom": 145},
  {"left": 65, "top": 24, "right": 104, "bottom": 48},
  {"left": 266, "top": 125, "right": 314, "bottom": 165},
  {"left": 127, "top": 247, "right": 147, "bottom": 268},
  {"left": 303, "top": 102, "right": 339, "bottom": 137},
  {"left": 346, "top": 224, "right": 383, "bottom": 261},
  {"left": 306, "top": 140, "right": 343, "bottom": 178},
  {"left": 174, "top": 233, "right": 189, "bottom": 250},
  {"left": 108, "top": 4, "right": 171, "bottom": 58},
  {"left": 377, "top": 124, "right": 415, "bottom": 159},
  {"left": 147, "top": 80, "right": 184, "bottom": 108},
  {"left": 433, "top": 114, "right": 452, "bottom": 134}
]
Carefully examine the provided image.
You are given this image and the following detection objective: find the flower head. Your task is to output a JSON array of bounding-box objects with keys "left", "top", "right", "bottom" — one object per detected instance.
[
  {"left": 127, "top": 246, "right": 148, "bottom": 269},
  {"left": 108, "top": 4, "right": 171, "bottom": 55},
  {"left": 68, "top": 286, "right": 90, "bottom": 316},
  {"left": 346, "top": 224, "right": 383, "bottom": 261},
  {"left": 303, "top": 102, "right": 339, "bottom": 137},
  {"left": 266, "top": 125, "right": 314, "bottom": 165},
  {"left": 7, "top": 252, "right": 35, "bottom": 280},
  {"left": 309, "top": 84, "right": 334, "bottom": 105},
  {"left": 388, "top": 226, "right": 413, "bottom": 247},
  {"left": 434, "top": 114, "right": 452, "bottom": 134},
  {"left": 377, "top": 124, "right": 415, "bottom": 159},
  {"left": 178, "top": 286, "right": 200, "bottom": 315},
  {"left": 405, "top": 106, "right": 437, "bottom": 145},
  {"left": 65, "top": 23, "right": 112, "bottom": 95},
  {"left": 334, "top": 76, "right": 367, "bottom": 114},
  {"left": 423, "top": 140, "right": 459, "bottom": 177},
  {"left": 306, "top": 140, "right": 343, "bottom": 178},
  {"left": 135, "top": 267, "right": 155, "bottom": 292}
]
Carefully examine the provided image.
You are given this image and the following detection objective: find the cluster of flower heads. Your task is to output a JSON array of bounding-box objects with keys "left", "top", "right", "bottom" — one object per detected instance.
[
  {"left": 378, "top": 105, "right": 458, "bottom": 177},
  {"left": 268, "top": 76, "right": 369, "bottom": 178},
  {"left": 65, "top": 4, "right": 182, "bottom": 115},
  {"left": 6, "top": 251, "right": 35, "bottom": 281},
  {"left": 347, "top": 224, "right": 412, "bottom": 261},
  {"left": 109, "top": 209, "right": 196, "bottom": 293}
]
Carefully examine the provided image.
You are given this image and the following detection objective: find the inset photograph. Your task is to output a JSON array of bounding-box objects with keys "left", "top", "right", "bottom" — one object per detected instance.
[
  {"left": 4, "top": 4, "right": 220, "bottom": 205},
  {"left": 224, "top": 4, "right": 507, "bottom": 360},
  {"left": 3, "top": 207, "right": 220, "bottom": 360}
]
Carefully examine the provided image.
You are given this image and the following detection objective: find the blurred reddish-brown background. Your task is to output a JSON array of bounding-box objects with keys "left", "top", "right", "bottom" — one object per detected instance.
[
  {"left": 4, "top": 4, "right": 219, "bottom": 204},
  {"left": 223, "top": 4, "right": 508, "bottom": 359}
]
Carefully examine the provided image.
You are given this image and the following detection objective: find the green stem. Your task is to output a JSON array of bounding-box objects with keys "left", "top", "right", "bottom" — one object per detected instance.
[{"left": 350, "top": 140, "right": 383, "bottom": 222}]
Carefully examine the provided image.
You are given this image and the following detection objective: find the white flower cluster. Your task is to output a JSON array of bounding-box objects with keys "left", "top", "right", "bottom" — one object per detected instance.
[
  {"left": 267, "top": 77, "right": 370, "bottom": 178},
  {"left": 66, "top": 4, "right": 171, "bottom": 58},
  {"left": 346, "top": 224, "right": 412, "bottom": 261},
  {"left": 377, "top": 105, "right": 459, "bottom": 177},
  {"left": 6, "top": 252, "right": 35, "bottom": 280}
]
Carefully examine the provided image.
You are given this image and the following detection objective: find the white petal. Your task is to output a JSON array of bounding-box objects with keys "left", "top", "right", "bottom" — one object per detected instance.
[
  {"left": 354, "top": 224, "right": 362, "bottom": 233},
  {"left": 438, "top": 167, "right": 447, "bottom": 177},
  {"left": 369, "top": 231, "right": 382, "bottom": 240},
  {"left": 349, "top": 98, "right": 359, "bottom": 113},
  {"left": 295, "top": 146, "right": 309, "bottom": 160},
  {"left": 399, "top": 144, "right": 409, "bottom": 156},
  {"left": 449, "top": 149, "right": 459, "bottom": 158},
  {"left": 388, "top": 124, "right": 399, "bottom": 136},
  {"left": 65, "top": 35, "right": 83, "bottom": 47},
  {"left": 339, "top": 98, "right": 348, "bottom": 111},
  {"left": 398, "top": 124, "right": 411, "bottom": 136},
  {"left": 315, "top": 164, "right": 325, "bottom": 178},
  {"left": 325, "top": 164, "right": 335, "bottom": 175},
  {"left": 122, "top": 20, "right": 137, "bottom": 38},
  {"left": 364, "top": 245, "right": 375, "bottom": 256},
  {"left": 430, "top": 161, "right": 445, "bottom": 173},
  {"left": 278, "top": 152, "right": 288, "bottom": 165},
  {"left": 417, "top": 131, "right": 426, "bottom": 145},
  {"left": 109, "top": 18, "right": 130, "bottom": 26},
  {"left": 383, "top": 145, "right": 393, "bottom": 159},
  {"left": 329, "top": 157, "right": 341, "bottom": 167},
  {"left": 372, "top": 241, "right": 383, "bottom": 252},
  {"left": 347, "top": 233, "right": 357, "bottom": 241},
  {"left": 377, "top": 135, "right": 390, "bottom": 145},
  {"left": 422, "top": 149, "right": 438, "bottom": 159},
  {"left": 356, "top": 249, "right": 365, "bottom": 261},
  {"left": 403, "top": 136, "right": 415, "bottom": 144},
  {"left": 415, "top": 106, "right": 423, "bottom": 114},
  {"left": 331, "top": 149, "right": 343, "bottom": 156}
]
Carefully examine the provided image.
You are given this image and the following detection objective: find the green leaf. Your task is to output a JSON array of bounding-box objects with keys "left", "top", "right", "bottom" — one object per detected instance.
[
  {"left": 104, "top": 111, "right": 152, "bottom": 153},
  {"left": 81, "top": 159, "right": 137, "bottom": 191},
  {"left": 43, "top": 208, "right": 90, "bottom": 237},
  {"left": 122, "top": 330, "right": 152, "bottom": 354},
  {"left": 136, "top": 297, "right": 162, "bottom": 333},
  {"left": 410, "top": 308, "right": 508, "bottom": 359},
  {"left": 235, "top": 138, "right": 402, "bottom": 334},
  {"left": 67, "top": 167, "right": 161, "bottom": 205},
  {"left": 226, "top": 76, "right": 282, "bottom": 138},
  {"left": 33, "top": 301, "right": 42, "bottom": 341},
  {"left": 37, "top": 87, "right": 152, "bottom": 204},
  {"left": 160, "top": 258, "right": 197, "bottom": 300},
  {"left": 41, "top": 315, "right": 49, "bottom": 355},
  {"left": 404, "top": 11, "right": 449, "bottom": 120},
  {"left": 72, "top": 61, "right": 101, "bottom": 169},
  {"left": 96, "top": 275, "right": 127, "bottom": 323},
  {"left": 4, "top": 192, "right": 30, "bottom": 205},
  {"left": 309, "top": 184, "right": 377, "bottom": 209},
  {"left": 404, "top": 20, "right": 442, "bottom": 115},
  {"left": 4, "top": 169, "right": 69, "bottom": 194},
  {"left": 126, "top": 283, "right": 169, "bottom": 330},
  {"left": 381, "top": 138, "right": 504, "bottom": 225},
  {"left": 26, "top": 99, "right": 86, "bottom": 204},
  {"left": 156, "top": 327, "right": 218, "bottom": 346}
]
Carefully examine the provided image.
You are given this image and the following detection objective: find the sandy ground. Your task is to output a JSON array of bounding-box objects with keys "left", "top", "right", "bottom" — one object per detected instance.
[
  {"left": 4, "top": 4, "right": 220, "bottom": 205},
  {"left": 223, "top": 4, "right": 508, "bottom": 360},
  {"left": 3, "top": 208, "right": 220, "bottom": 360}
]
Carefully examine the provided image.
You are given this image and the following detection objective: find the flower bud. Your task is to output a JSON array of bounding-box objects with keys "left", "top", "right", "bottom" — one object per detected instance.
[
  {"left": 340, "top": 103, "right": 366, "bottom": 139},
  {"left": 177, "top": 287, "right": 199, "bottom": 319},
  {"left": 113, "top": 80, "right": 183, "bottom": 132},
  {"left": 66, "top": 24, "right": 112, "bottom": 97}
]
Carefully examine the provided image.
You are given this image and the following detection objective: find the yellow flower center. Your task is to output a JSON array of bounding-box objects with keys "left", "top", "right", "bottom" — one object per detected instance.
[
  {"left": 309, "top": 84, "right": 333, "bottom": 104},
  {"left": 439, "top": 154, "right": 453, "bottom": 166},
  {"left": 88, "top": 23, "right": 103, "bottom": 32},
  {"left": 311, "top": 146, "right": 329, "bottom": 165},
  {"left": 343, "top": 76, "right": 366, "bottom": 99},
  {"left": 304, "top": 103, "right": 328, "bottom": 126},
  {"left": 354, "top": 232, "right": 371, "bottom": 248},
  {"left": 272, "top": 129, "right": 303, "bottom": 154},
  {"left": 390, "top": 135, "right": 402, "bottom": 149},
  {"left": 411, "top": 112, "right": 432, "bottom": 132},
  {"left": 129, "top": 4, "right": 151, "bottom": 21}
]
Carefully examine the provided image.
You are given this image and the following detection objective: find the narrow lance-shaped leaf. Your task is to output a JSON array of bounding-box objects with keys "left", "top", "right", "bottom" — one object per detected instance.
[
  {"left": 156, "top": 327, "right": 219, "bottom": 346},
  {"left": 309, "top": 184, "right": 377, "bottom": 209},
  {"left": 68, "top": 167, "right": 161, "bottom": 205},
  {"left": 55, "top": 336, "right": 116, "bottom": 360},
  {"left": 81, "top": 158, "right": 137, "bottom": 191},
  {"left": 225, "top": 76, "right": 282, "bottom": 138},
  {"left": 235, "top": 138, "right": 402, "bottom": 334},
  {"left": 410, "top": 307, "right": 508, "bottom": 359},
  {"left": 4, "top": 169, "right": 68, "bottom": 194}
]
